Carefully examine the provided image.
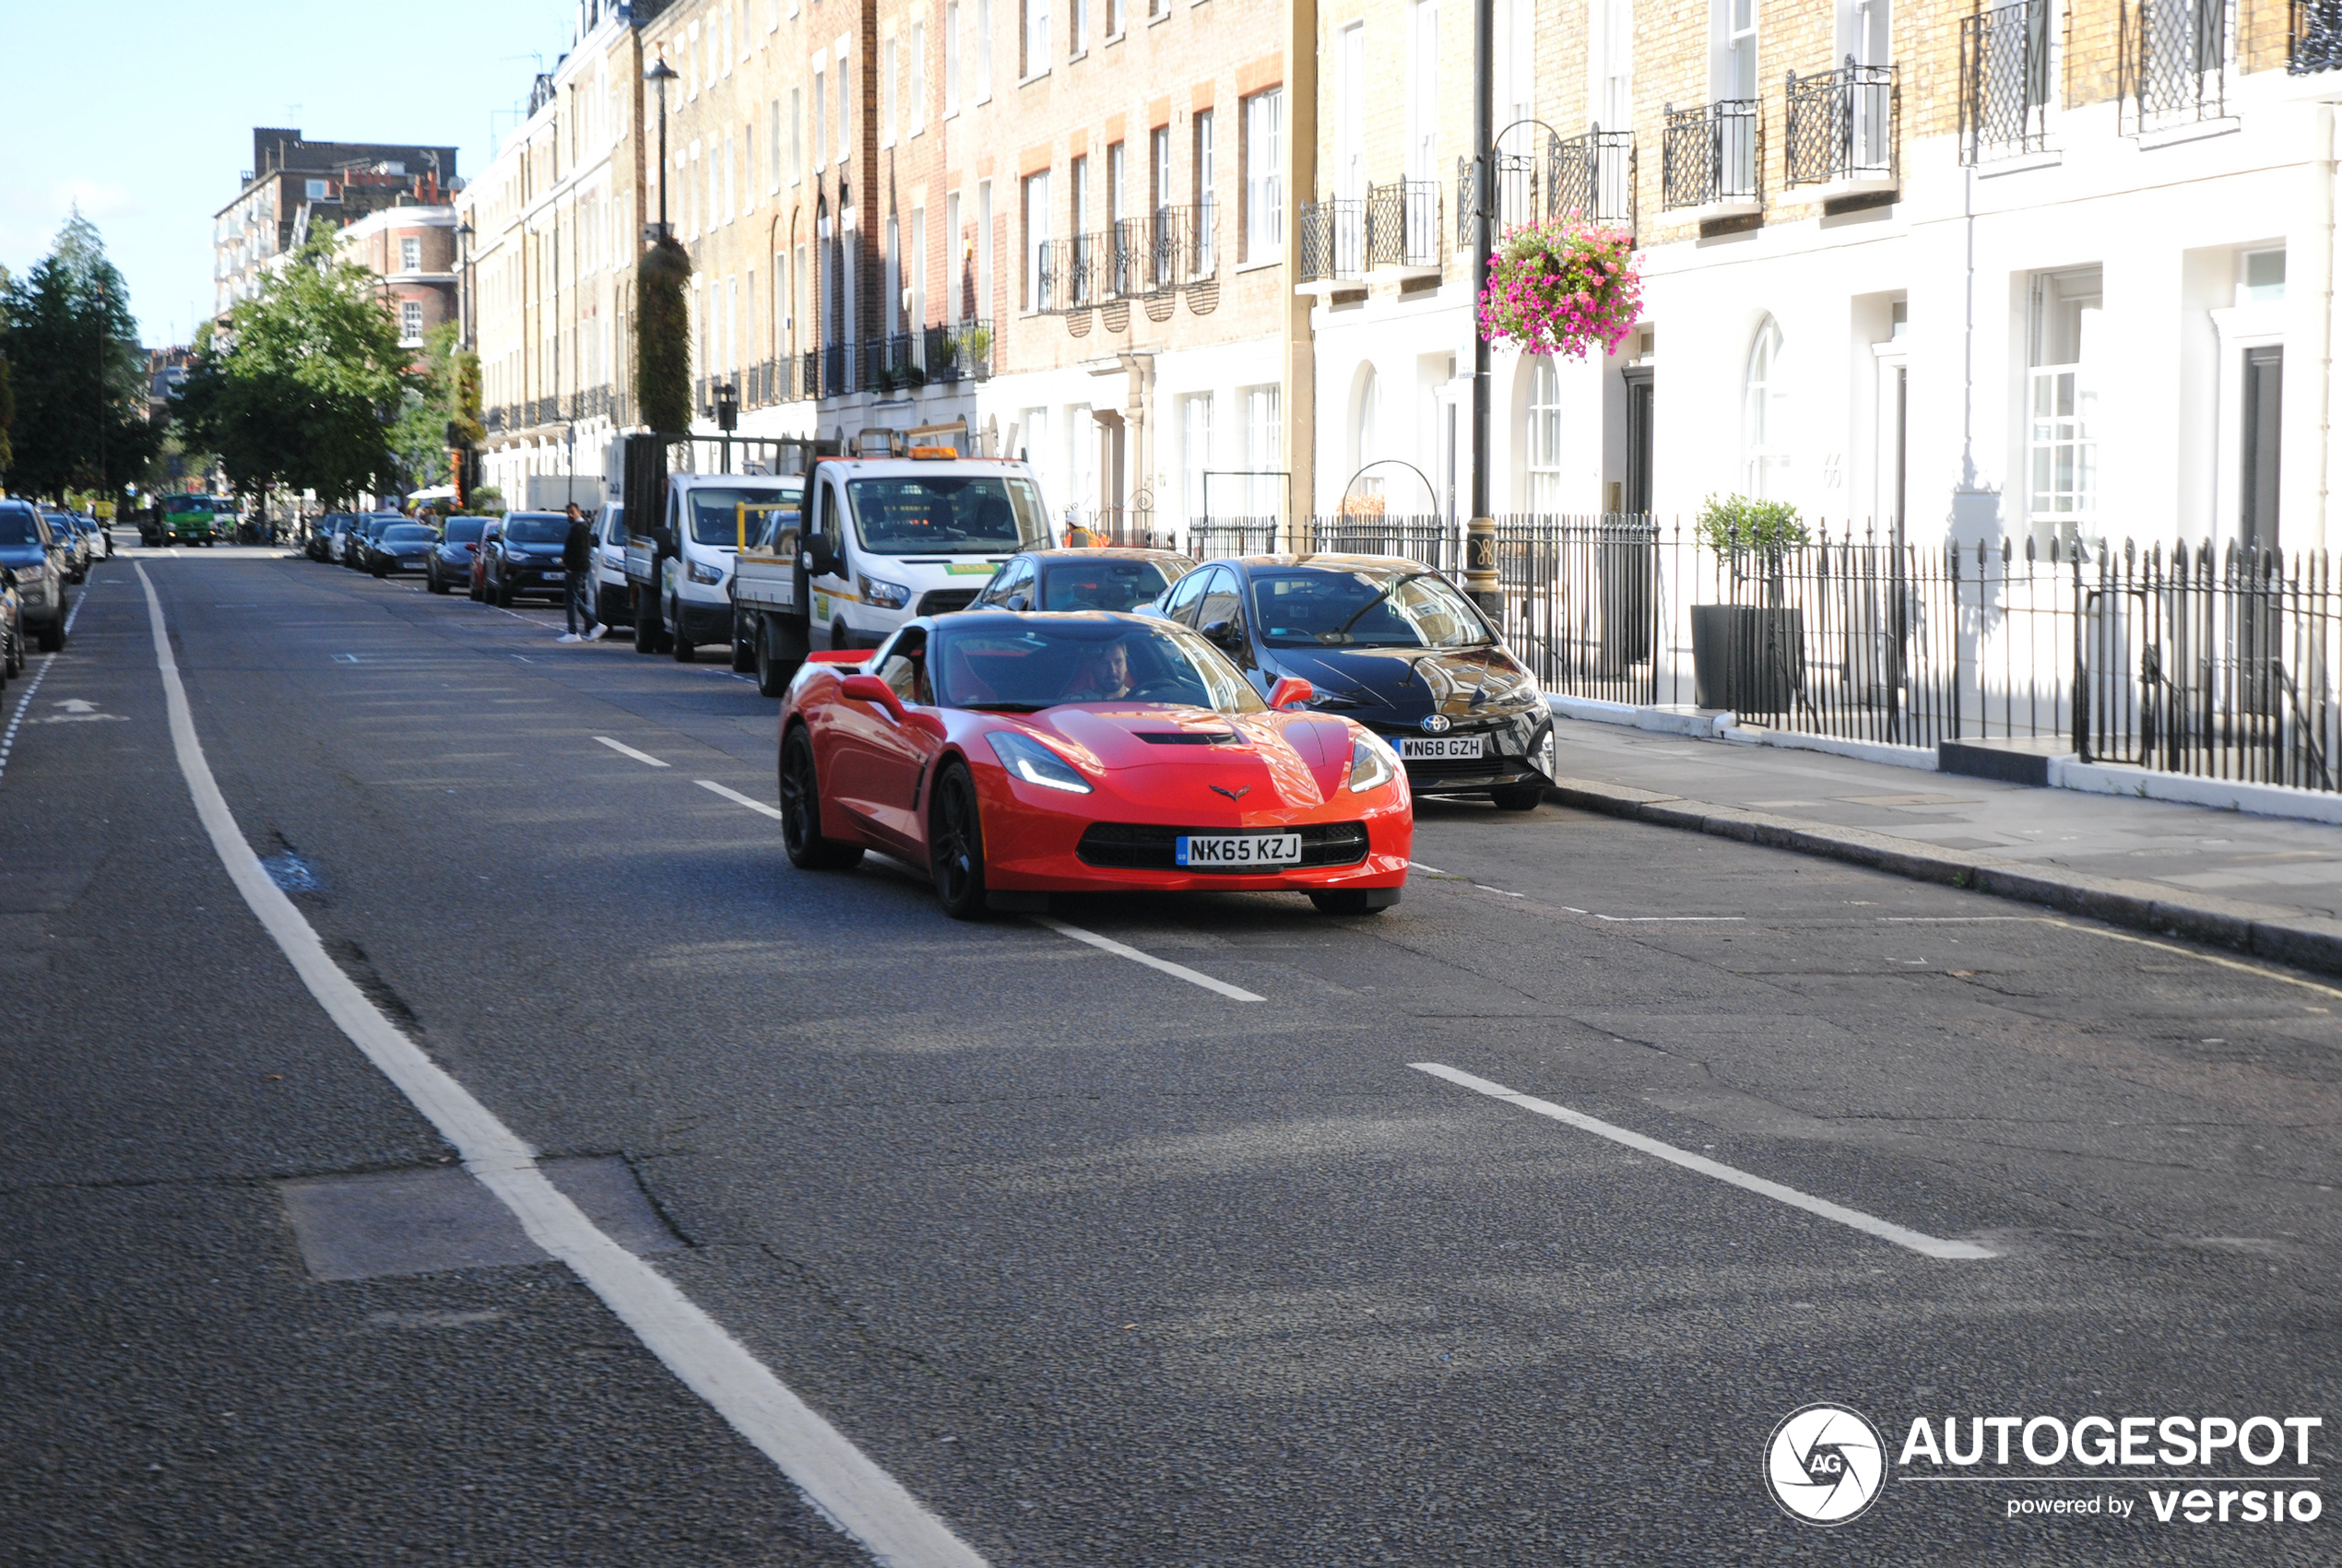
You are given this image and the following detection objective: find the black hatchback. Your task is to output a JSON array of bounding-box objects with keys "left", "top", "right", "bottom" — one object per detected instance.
[
  {"left": 1147, "top": 554, "right": 1555, "bottom": 809},
  {"left": 969, "top": 547, "right": 1197, "bottom": 615}
]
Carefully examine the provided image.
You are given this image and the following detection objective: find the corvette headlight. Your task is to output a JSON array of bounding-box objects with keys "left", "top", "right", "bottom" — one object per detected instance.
[
  {"left": 987, "top": 730, "right": 1094, "bottom": 794},
  {"left": 858, "top": 572, "right": 912, "bottom": 609},
  {"left": 688, "top": 559, "right": 726, "bottom": 584},
  {"left": 1347, "top": 735, "right": 1398, "bottom": 793}
]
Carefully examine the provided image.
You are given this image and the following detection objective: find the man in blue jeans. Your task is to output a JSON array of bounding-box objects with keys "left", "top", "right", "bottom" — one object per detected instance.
[{"left": 558, "top": 502, "right": 606, "bottom": 642}]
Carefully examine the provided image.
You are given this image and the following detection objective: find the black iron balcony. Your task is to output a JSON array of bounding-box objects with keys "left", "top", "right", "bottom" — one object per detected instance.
[
  {"left": 921, "top": 324, "right": 963, "bottom": 383},
  {"left": 822, "top": 343, "right": 853, "bottom": 396},
  {"left": 798, "top": 348, "right": 820, "bottom": 401},
  {"left": 1454, "top": 138, "right": 1545, "bottom": 246},
  {"left": 1366, "top": 179, "right": 1440, "bottom": 273},
  {"left": 2297, "top": 0, "right": 2342, "bottom": 71},
  {"left": 1662, "top": 100, "right": 1762, "bottom": 213},
  {"left": 1029, "top": 243, "right": 1060, "bottom": 312},
  {"left": 1297, "top": 198, "right": 1366, "bottom": 286},
  {"left": 1786, "top": 61, "right": 1898, "bottom": 190},
  {"left": 1552, "top": 127, "right": 1638, "bottom": 233},
  {"left": 2122, "top": 0, "right": 2229, "bottom": 130},
  {"left": 1960, "top": 0, "right": 2052, "bottom": 163}
]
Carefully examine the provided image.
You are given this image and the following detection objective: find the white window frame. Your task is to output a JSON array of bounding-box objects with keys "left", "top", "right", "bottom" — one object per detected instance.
[
  {"left": 977, "top": 0, "right": 995, "bottom": 101},
  {"left": 946, "top": 3, "right": 962, "bottom": 113},
  {"left": 399, "top": 300, "right": 424, "bottom": 342},
  {"left": 2027, "top": 266, "right": 2103, "bottom": 538},
  {"left": 1243, "top": 88, "right": 1283, "bottom": 262},
  {"left": 400, "top": 236, "right": 422, "bottom": 272},
  {"left": 1527, "top": 358, "right": 1563, "bottom": 512},
  {"left": 1742, "top": 314, "right": 1792, "bottom": 501},
  {"left": 1023, "top": 169, "right": 1051, "bottom": 311},
  {"left": 812, "top": 65, "right": 828, "bottom": 171},
  {"left": 1023, "top": 0, "right": 1050, "bottom": 78},
  {"left": 910, "top": 22, "right": 927, "bottom": 133},
  {"left": 883, "top": 35, "right": 900, "bottom": 147}
]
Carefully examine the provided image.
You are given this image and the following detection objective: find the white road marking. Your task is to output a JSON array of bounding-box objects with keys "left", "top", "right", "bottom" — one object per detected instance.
[
  {"left": 1410, "top": 1062, "right": 1998, "bottom": 1261},
  {"left": 595, "top": 736, "right": 671, "bottom": 768},
  {"left": 1556, "top": 907, "right": 1745, "bottom": 922},
  {"left": 697, "top": 778, "right": 782, "bottom": 819},
  {"left": 1033, "top": 916, "right": 1265, "bottom": 1002},
  {"left": 1408, "top": 859, "right": 1449, "bottom": 875},
  {"left": 1473, "top": 885, "right": 1525, "bottom": 898},
  {"left": 0, "top": 588, "right": 90, "bottom": 785},
  {"left": 133, "top": 564, "right": 988, "bottom": 1568}
]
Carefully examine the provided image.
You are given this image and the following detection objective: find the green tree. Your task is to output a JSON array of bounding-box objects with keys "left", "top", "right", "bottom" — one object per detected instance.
[
  {"left": 177, "top": 223, "right": 412, "bottom": 508},
  {"left": 0, "top": 216, "right": 158, "bottom": 501},
  {"left": 636, "top": 236, "right": 692, "bottom": 434},
  {"left": 387, "top": 322, "right": 484, "bottom": 490}
]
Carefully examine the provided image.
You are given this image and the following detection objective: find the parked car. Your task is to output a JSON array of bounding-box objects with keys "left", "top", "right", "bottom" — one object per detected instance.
[
  {"left": 371, "top": 520, "right": 441, "bottom": 576},
  {"left": 41, "top": 513, "right": 89, "bottom": 583},
  {"left": 777, "top": 612, "right": 1411, "bottom": 919},
  {"left": 467, "top": 518, "right": 504, "bottom": 600},
  {"left": 593, "top": 504, "right": 633, "bottom": 628},
  {"left": 309, "top": 513, "right": 354, "bottom": 561},
  {"left": 1145, "top": 554, "right": 1556, "bottom": 810},
  {"left": 970, "top": 548, "right": 1196, "bottom": 615},
  {"left": 426, "top": 516, "right": 490, "bottom": 594},
  {"left": 344, "top": 515, "right": 401, "bottom": 570},
  {"left": 0, "top": 501, "right": 70, "bottom": 653},
  {"left": 70, "top": 513, "right": 112, "bottom": 561},
  {"left": 480, "top": 512, "right": 574, "bottom": 605}
]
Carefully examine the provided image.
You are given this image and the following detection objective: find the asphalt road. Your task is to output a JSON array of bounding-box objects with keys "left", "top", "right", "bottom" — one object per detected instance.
[{"left": 2, "top": 543, "right": 2334, "bottom": 1566}]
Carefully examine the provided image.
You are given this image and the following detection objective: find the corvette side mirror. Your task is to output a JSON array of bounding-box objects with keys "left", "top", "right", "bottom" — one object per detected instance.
[{"left": 1267, "top": 676, "right": 1313, "bottom": 710}]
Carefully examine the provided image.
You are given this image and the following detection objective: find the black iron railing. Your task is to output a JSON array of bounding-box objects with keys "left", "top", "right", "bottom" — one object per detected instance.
[
  {"left": 2296, "top": 0, "right": 2342, "bottom": 71},
  {"left": 1298, "top": 198, "right": 1367, "bottom": 283},
  {"left": 1960, "top": 0, "right": 2052, "bottom": 163},
  {"left": 1786, "top": 61, "right": 1898, "bottom": 187},
  {"left": 1662, "top": 100, "right": 1761, "bottom": 210},
  {"left": 822, "top": 343, "right": 854, "bottom": 396},
  {"left": 1552, "top": 128, "right": 1638, "bottom": 232},
  {"left": 2121, "top": 0, "right": 2229, "bottom": 133},
  {"left": 798, "top": 348, "right": 820, "bottom": 400},
  {"left": 1366, "top": 179, "right": 1441, "bottom": 270}
]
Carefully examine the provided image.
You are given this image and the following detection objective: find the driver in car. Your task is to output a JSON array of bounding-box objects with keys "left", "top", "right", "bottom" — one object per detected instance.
[{"left": 1064, "top": 639, "right": 1135, "bottom": 701}]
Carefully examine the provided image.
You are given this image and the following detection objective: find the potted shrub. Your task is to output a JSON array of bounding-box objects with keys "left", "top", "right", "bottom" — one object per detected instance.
[
  {"left": 1475, "top": 215, "right": 1642, "bottom": 360},
  {"left": 1689, "top": 493, "right": 1809, "bottom": 716}
]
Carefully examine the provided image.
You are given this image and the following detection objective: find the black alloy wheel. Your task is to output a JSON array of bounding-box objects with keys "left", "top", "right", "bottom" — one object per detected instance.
[
  {"left": 1492, "top": 784, "right": 1544, "bottom": 812},
  {"left": 494, "top": 570, "right": 515, "bottom": 607},
  {"left": 929, "top": 761, "right": 988, "bottom": 920},
  {"left": 1308, "top": 890, "right": 1390, "bottom": 916},
  {"left": 779, "top": 726, "right": 863, "bottom": 870},
  {"left": 428, "top": 564, "right": 451, "bottom": 594}
]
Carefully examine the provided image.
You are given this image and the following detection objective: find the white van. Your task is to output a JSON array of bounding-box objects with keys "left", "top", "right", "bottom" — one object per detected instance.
[
  {"left": 654, "top": 472, "right": 804, "bottom": 663},
  {"left": 730, "top": 453, "right": 1051, "bottom": 690}
]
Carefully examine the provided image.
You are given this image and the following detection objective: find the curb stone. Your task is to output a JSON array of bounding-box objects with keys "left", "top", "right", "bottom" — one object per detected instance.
[{"left": 1541, "top": 775, "right": 2342, "bottom": 982}]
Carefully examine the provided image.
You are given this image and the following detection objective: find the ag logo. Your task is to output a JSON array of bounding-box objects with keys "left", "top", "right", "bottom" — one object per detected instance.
[
  {"left": 1765, "top": 1403, "right": 1886, "bottom": 1527},
  {"left": 1420, "top": 713, "right": 1452, "bottom": 734}
]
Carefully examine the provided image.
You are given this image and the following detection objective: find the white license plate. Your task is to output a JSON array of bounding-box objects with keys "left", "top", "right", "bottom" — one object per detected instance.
[
  {"left": 1397, "top": 735, "right": 1484, "bottom": 760},
  {"left": 1175, "top": 832, "right": 1303, "bottom": 868}
]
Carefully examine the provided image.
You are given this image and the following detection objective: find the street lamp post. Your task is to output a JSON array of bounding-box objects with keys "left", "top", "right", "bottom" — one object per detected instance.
[
  {"left": 643, "top": 57, "right": 678, "bottom": 244},
  {"left": 1465, "top": 0, "right": 1499, "bottom": 627}
]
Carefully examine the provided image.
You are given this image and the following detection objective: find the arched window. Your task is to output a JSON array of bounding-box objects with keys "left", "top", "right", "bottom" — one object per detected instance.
[
  {"left": 1743, "top": 315, "right": 1790, "bottom": 499},
  {"left": 1527, "top": 357, "right": 1563, "bottom": 513},
  {"left": 1354, "top": 367, "right": 1378, "bottom": 467}
]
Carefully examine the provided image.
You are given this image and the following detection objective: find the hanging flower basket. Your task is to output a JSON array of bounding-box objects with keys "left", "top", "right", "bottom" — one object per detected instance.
[{"left": 1475, "top": 215, "right": 1642, "bottom": 360}]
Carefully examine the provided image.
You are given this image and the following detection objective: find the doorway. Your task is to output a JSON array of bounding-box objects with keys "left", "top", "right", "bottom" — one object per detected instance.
[{"left": 1622, "top": 366, "right": 1654, "bottom": 515}]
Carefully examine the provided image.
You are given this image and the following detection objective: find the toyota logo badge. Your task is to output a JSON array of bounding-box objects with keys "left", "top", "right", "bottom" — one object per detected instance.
[{"left": 1420, "top": 714, "right": 1452, "bottom": 734}]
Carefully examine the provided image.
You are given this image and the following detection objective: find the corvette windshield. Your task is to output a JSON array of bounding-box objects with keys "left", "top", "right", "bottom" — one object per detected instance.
[
  {"left": 1249, "top": 567, "right": 1494, "bottom": 649},
  {"left": 930, "top": 618, "right": 1263, "bottom": 713},
  {"left": 846, "top": 475, "right": 1049, "bottom": 556}
]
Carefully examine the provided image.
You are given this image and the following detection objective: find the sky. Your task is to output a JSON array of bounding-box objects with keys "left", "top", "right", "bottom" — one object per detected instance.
[{"left": 3, "top": 0, "right": 586, "bottom": 349}]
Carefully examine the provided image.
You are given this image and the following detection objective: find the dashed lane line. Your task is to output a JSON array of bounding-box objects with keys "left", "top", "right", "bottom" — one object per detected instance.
[
  {"left": 133, "top": 561, "right": 989, "bottom": 1568},
  {"left": 1032, "top": 915, "right": 1266, "bottom": 1002},
  {"left": 697, "top": 778, "right": 781, "bottom": 819},
  {"left": 1412, "top": 1062, "right": 1999, "bottom": 1261},
  {"left": 0, "top": 589, "right": 93, "bottom": 786},
  {"left": 596, "top": 736, "right": 671, "bottom": 768}
]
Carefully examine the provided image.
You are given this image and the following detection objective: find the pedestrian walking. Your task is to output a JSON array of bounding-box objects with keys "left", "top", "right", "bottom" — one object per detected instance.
[{"left": 559, "top": 502, "right": 605, "bottom": 642}]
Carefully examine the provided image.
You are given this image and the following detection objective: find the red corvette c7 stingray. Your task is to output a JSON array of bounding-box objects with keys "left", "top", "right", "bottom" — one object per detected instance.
[{"left": 776, "top": 612, "right": 1413, "bottom": 918}]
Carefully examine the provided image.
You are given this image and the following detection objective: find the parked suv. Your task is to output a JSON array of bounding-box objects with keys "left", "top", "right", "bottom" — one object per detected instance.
[
  {"left": 481, "top": 513, "right": 574, "bottom": 605},
  {"left": 427, "top": 515, "right": 490, "bottom": 593},
  {"left": 0, "top": 501, "right": 70, "bottom": 652}
]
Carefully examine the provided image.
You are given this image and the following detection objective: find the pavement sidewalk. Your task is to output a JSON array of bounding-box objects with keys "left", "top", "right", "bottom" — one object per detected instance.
[{"left": 1541, "top": 714, "right": 2342, "bottom": 976}]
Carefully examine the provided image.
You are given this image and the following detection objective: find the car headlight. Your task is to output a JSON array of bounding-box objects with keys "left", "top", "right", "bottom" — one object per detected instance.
[
  {"left": 987, "top": 730, "right": 1094, "bottom": 794},
  {"left": 688, "top": 559, "right": 726, "bottom": 584},
  {"left": 1347, "top": 734, "right": 1399, "bottom": 793},
  {"left": 858, "top": 572, "right": 911, "bottom": 609}
]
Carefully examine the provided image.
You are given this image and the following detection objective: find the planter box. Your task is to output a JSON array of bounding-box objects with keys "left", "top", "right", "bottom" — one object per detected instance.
[{"left": 1690, "top": 604, "right": 1804, "bottom": 715}]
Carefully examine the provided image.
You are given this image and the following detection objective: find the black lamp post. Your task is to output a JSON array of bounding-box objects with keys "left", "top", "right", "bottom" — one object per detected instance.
[{"left": 644, "top": 57, "right": 678, "bottom": 243}]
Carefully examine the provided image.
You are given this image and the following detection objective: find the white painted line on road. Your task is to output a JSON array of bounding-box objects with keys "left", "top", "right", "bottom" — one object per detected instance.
[
  {"left": 1033, "top": 915, "right": 1265, "bottom": 1002},
  {"left": 697, "top": 779, "right": 782, "bottom": 819},
  {"left": 1474, "top": 885, "right": 1526, "bottom": 898},
  {"left": 1411, "top": 1062, "right": 1999, "bottom": 1261},
  {"left": 133, "top": 563, "right": 989, "bottom": 1568},
  {"left": 1557, "top": 906, "right": 1745, "bottom": 922},
  {"left": 595, "top": 736, "right": 671, "bottom": 768},
  {"left": 1885, "top": 914, "right": 2342, "bottom": 1003},
  {"left": 1408, "top": 859, "right": 1449, "bottom": 875},
  {"left": 0, "top": 588, "right": 92, "bottom": 787}
]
